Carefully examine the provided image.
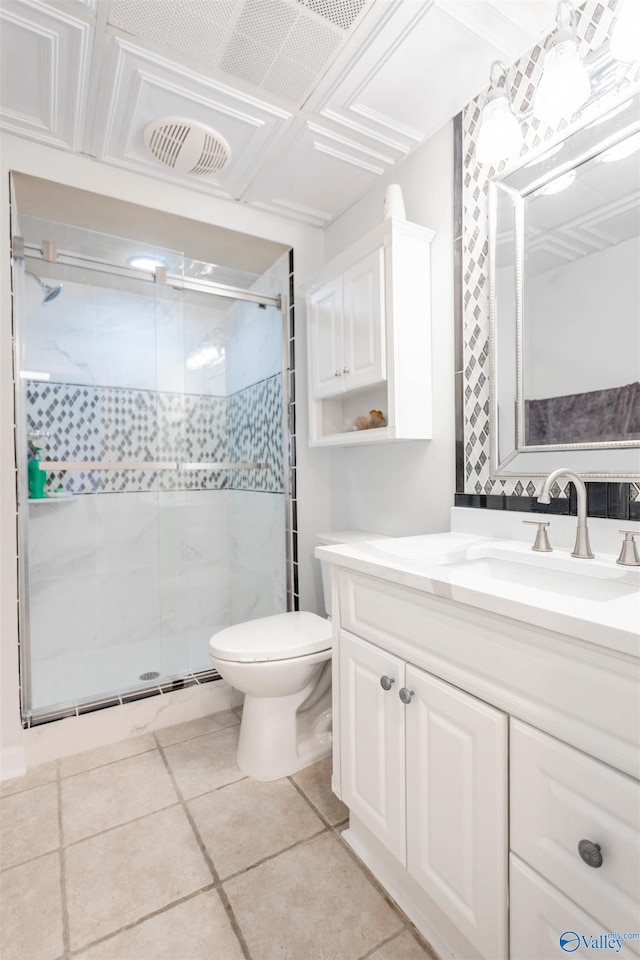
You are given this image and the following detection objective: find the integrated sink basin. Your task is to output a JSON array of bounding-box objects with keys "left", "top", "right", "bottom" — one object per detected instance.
[{"left": 440, "top": 555, "right": 637, "bottom": 601}]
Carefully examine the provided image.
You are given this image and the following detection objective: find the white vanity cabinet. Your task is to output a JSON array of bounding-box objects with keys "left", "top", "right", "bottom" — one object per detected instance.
[
  {"left": 328, "top": 563, "right": 640, "bottom": 960},
  {"left": 339, "top": 631, "right": 508, "bottom": 960},
  {"left": 305, "top": 218, "right": 435, "bottom": 446}
]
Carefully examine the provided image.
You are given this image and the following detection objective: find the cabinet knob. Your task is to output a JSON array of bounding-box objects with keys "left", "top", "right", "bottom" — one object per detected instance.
[
  {"left": 380, "top": 675, "right": 395, "bottom": 691},
  {"left": 578, "top": 839, "right": 603, "bottom": 868},
  {"left": 342, "top": 366, "right": 350, "bottom": 374},
  {"left": 399, "top": 687, "right": 414, "bottom": 704},
  {"left": 334, "top": 370, "right": 341, "bottom": 377}
]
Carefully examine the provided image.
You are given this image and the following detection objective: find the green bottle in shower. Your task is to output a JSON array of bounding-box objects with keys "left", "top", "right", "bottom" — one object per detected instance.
[{"left": 28, "top": 447, "right": 47, "bottom": 499}]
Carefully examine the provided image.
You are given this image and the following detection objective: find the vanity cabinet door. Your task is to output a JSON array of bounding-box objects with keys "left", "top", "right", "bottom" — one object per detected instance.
[
  {"left": 308, "top": 277, "right": 344, "bottom": 399},
  {"left": 339, "top": 632, "right": 406, "bottom": 864},
  {"left": 342, "top": 247, "right": 386, "bottom": 394},
  {"left": 405, "top": 666, "right": 508, "bottom": 960}
]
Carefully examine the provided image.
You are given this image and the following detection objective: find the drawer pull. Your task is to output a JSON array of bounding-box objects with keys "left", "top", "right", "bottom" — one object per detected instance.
[
  {"left": 578, "top": 839, "right": 603, "bottom": 868},
  {"left": 399, "top": 687, "right": 414, "bottom": 704},
  {"left": 380, "top": 676, "right": 395, "bottom": 691}
]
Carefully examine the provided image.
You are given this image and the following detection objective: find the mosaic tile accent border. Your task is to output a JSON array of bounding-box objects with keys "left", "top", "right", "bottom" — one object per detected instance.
[
  {"left": 27, "top": 381, "right": 229, "bottom": 494},
  {"left": 459, "top": 0, "right": 639, "bottom": 508},
  {"left": 227, "top": 374, "right": 284, "bottom": 493}
]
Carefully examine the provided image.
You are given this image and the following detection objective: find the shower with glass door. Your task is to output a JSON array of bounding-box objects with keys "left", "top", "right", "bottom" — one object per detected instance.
[{"left": 12, "top": 212, "right": 293, "bottom": 724}]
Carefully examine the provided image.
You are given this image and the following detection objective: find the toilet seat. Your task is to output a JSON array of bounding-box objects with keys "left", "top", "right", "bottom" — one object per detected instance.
[{"left": 210, "top": 611, "right": 332, "bottom": 663}]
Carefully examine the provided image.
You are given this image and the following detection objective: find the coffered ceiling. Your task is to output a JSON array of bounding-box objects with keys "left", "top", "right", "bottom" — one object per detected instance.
[{"left": 1, "top": 0, "right": 559, "bottom": 226}]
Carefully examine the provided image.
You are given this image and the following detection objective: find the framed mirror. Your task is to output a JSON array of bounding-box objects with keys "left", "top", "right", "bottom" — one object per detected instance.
[{"left": 489, "top": 89, "right": 640, "bottom": 479}]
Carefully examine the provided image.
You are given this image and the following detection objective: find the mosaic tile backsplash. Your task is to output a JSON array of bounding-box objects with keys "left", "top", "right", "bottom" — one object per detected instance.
[
  {"left": 27, "top": 375, "right": 283, "bottom": 495},
  {"left": 460, "top": 0, "right": 639, "bottom": 506}
]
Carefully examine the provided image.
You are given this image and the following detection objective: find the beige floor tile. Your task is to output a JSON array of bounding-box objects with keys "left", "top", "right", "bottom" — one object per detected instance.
[
  {"left": 189, "top": 776, "right": 325, "bottom": 879},
  {"left": 76, "top": 890, "right": 244, "bottom": 960},
  {"left": 292, "top": 755, "right": 349, "bottom": 825},
  {"left": 367, "top": 930, "right": 440, "bottom": 960},
  {"left": 0, "top": 760, "right": 57, "bottom": 798},
  {"left": 162, "top": 725, "right": 244, "bottom": 799},
  {"left": 59, "top": 733, "right": 157, "bottom": 778},
  {"left": 61, "top": 750, "right": 179, "bottom": 844},
  {"left": 0, "top": 782, "right": 59, "bottom": 870},
  {"left": 224, "top": 832, "right": 404, "bottom": 960},
  {"left": 155, "top": 710, "right": 240, "bottom": 747},
  {"left": 65, "top": 805, "right": 212, "bottom": 950},
  {"left": 0, "top": 851, "right": 64, "bottom": 960}
]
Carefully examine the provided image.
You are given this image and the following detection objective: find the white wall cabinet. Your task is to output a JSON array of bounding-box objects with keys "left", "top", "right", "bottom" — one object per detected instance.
[
  {"left": 329, "top": 566, "right": 640, "bottom": 960},
  {"left": 305, "top": 218, "right": 435, "bottom": 446},
  {"left": 339, "top": 630, "right": 508, "bottom": 960},
  {"left": 309, "top": 248, "right": 385, "bottom": 400}
]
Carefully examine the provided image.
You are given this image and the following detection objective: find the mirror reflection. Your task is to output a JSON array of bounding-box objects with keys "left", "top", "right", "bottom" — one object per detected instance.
[{"left": 523, "top": 131, "right": 640, "bottom": 446}]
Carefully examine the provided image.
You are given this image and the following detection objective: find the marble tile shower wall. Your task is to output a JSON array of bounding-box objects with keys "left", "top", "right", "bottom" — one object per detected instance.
[
  {"left": 225, "top": 256, "right": 288, "bottom": 625},
  {"left": 460, "top": 0, "right": 640, "bottom": 507}
]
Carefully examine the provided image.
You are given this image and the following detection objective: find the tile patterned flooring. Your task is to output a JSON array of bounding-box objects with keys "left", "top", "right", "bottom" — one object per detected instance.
[{"left": 0, "top": 711, "right": 439, "bottom": 960}]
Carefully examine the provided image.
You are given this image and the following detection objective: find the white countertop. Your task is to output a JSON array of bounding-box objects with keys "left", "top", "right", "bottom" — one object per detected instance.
[{"left": 316, "top": 532, "right": 640, "bottom": 658}]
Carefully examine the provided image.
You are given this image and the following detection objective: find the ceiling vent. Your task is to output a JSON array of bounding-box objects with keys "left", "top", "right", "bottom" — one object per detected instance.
[{"left": 143, "top": 118, "right": 231, "bottom": 177}]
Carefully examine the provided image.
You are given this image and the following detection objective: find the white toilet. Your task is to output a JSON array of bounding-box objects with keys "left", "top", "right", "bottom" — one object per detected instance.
[{"left": 209, "top": 531, "right": 386, "bottom": 781}]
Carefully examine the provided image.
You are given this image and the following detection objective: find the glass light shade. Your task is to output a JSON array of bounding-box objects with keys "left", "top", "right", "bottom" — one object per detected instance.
[
  {"left": 476, "top": 94, "right": 522, "bottom": 165},
  {"left": 611, "top": 0, "right": 640, "bottom": 63},
  {"left": 533, "top": 40, "right": 590, "bottom": 127}
]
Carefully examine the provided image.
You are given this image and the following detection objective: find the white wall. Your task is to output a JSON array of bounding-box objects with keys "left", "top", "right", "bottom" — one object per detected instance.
[
  {"left": 0, "top": 133, "right": 328, "bottom": 774},
  {"left": 322, "top": 121, "right": 456, "bottom": 540}
]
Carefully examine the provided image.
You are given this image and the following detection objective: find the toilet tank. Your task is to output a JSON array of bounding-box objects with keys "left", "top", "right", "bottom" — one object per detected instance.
[{"left": 316, "top": 531, "right": 389, "bottom": 617}]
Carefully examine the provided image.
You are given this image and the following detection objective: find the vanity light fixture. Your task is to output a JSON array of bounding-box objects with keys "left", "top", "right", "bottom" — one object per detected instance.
[
  {"left": 476, "top": 0, "right": 595, "bottom": 165},
  {"left": 610, "top": 0, "right": 640, "bottom": 64},
  {"left": 475, "top": 60, "right": 523, "bottom": 166},
  {"left": 532, "top": 0, "right": 590, "bottom": 128}
]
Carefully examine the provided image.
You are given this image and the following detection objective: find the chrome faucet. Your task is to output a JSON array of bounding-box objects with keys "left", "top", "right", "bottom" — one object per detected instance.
[{"left": 537, "top": 469, "right": 594, "bottom": 559}]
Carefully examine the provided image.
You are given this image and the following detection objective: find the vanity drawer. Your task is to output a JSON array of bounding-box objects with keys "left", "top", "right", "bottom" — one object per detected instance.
[
  {"left": 510, "top": 719, "right": 640, "bottom": 934},
  {"left": 510, "top": 855, "right": 640, "bottom": 960}
]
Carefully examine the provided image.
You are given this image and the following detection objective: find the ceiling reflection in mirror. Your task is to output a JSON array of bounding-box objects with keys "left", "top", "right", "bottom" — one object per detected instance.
[{"left": 489, "top": 90, "right": 640, "bottom": 479}]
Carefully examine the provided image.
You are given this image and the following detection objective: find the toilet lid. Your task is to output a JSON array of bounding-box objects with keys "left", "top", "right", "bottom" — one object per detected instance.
[{"left": 209, "top": 611, "right": 332, "bottom": 663}]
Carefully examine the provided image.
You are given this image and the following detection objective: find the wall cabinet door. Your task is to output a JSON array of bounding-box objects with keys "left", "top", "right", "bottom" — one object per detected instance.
[
  {"left": 339, "top": 631, "right": 406, "bottom": 863},
  {"left": 308, "top": 277, "right": 343, "bottom": 399},
  {"left": 342, "top": 247, "right": 385, "bottom": 393},
  {"left": 404, "top": 665, "right": 508, "bottom": 959}
]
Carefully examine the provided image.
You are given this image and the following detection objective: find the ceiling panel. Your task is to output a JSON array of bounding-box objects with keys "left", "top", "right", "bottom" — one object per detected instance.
[
  {"left": 243, "top": 119, "right": 395, "bottom": 224},
  {"left": 0, "top": 0, "right": 92, "bottom": 148}
]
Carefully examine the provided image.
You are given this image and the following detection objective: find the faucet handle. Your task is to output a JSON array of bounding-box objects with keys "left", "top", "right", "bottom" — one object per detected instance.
[
  {"left": 617, "top": 530, "right": 640, "bottom": 567},
  {"left": 523, "top": 520, "right": 552, "bottom": 553}
]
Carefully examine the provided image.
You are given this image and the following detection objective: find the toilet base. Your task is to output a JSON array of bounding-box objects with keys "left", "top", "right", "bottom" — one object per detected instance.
[{"left": 236, "top": 681, "right": 332, "bottom": 781}]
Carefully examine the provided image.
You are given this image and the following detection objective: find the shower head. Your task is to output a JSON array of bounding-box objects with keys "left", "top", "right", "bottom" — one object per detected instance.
[{"left": 25, "top": 270, "right": 63, "bottom": 304}]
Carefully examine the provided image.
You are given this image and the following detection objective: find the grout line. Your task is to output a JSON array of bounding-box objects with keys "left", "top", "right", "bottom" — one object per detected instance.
[
  {"left": 56, "top": 766, "right": 72, "bottom": 960},
  {"left": 60, "top": 801, "right": 183, "bottom": 851},
  {"left": 66, "top": 884, "right": 217, "bottom": 957},
  {"left": 154, "top": 737, "right": 253, "bottom": 960},
  {"left": 219, "top": 825, "right": 329, "bottom": 886},
  {"left": 57, "top": 745, "right": 159, "bottom": 781},
  {"left": 287, "top": 774, "right": 337, "bottom": 832}
]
